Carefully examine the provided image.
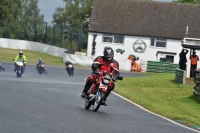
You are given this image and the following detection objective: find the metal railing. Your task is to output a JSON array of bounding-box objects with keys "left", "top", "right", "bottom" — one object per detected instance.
[{"left": 0, "top": 19, "right": 85, "bottom": 51}]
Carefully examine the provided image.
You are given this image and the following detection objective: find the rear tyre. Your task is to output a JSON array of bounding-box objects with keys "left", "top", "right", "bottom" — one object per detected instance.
[{"left": 85, "top": 101, "right": 92, "bottom": 109}]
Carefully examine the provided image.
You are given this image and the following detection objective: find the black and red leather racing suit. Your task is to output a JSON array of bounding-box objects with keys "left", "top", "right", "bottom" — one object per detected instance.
[{"left": 82, "top": 56, "right": 119, "bottom": 100}]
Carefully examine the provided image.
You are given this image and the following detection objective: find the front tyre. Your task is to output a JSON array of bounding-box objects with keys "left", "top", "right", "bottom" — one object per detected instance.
[
  {"left": 16, "top": 67, "right": 22, "bottom": 77},
  {"left": 93, "top": 92, "right": 105, "bottom": 112},
  {"left": 44, "top": 70, "right": 47, "bottom": 75},
  {"left": 0, "top": 67, "right": 5, "bottom": 72}
]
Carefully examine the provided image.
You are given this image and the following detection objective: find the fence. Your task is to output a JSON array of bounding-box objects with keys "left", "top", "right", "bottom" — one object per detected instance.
[
  {"left": 0, "top": 19, "right": 86, "bottom": 52},
  {"left": 146, "top": 61, "right": 179, "bottom": 73},
  {"left": 175, "top": 68, "right": 186, "bottom": 84},
  {"left": 194, "top": 71, "right": 200, "bottom": 96}
]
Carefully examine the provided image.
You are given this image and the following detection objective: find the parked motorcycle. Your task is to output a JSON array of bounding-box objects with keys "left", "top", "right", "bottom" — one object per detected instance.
[
  {"left": 66, "top": 64, "right": 74, "bottom": 76},
  {"left": 0, "top": 63, "right": 5, "bottom": 72},
  {"left": 15, "top": 61, "right": 24, "bottom": 77},
  {"left": 37, "top": 62, "right": 47, "bottom": 75},
  {"left": 81, "top": 69, "right": 123, "bottom": 112}
]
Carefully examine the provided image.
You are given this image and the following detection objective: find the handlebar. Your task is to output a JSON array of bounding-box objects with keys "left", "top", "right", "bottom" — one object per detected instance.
[{"left": 95, "top": 69, "right": 123, "bottom": 81}]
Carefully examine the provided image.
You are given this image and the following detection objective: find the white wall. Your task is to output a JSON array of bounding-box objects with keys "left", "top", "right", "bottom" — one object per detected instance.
[
  {"left": 87, "top": 32, "right": 183, "bottom": 65},
  {"left": 0, "top": 38, "right": 67, "bottom": 57}
]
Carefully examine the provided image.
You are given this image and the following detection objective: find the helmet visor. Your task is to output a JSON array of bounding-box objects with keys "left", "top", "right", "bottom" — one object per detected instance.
[{"left": 107, "top": 57, "right": 112, "bottom": 61}]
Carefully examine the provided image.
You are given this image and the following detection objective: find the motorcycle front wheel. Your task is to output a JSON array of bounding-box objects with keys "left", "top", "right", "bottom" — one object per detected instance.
[
  {"left": 44, "top": 70, "right": 47, "bottom": 75},
  {"left": 17, "top": 70, "right": 22, "bottom": 77},
  {"left": 93, "top": 92, "right": 105, "bottom": 112},
  {"left": 0, "top": 67, "right": 5, "bottom": 72}
]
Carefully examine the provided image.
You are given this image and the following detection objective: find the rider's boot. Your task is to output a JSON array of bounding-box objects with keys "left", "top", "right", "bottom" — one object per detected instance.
[
  {"left": 81, "top": 78, "right": 92, "bottom": 98},
  {"left": 101, "top": 88, "right": 113, "bottom": 106},
  {"left": 14, "top": 66, "right": 17, "bottom": 72},
  {"left": 23, "top": 67, "right": 25, "bottom": 73},
  {"left": 101, "top": 100, "right": 107, "bottom": 106}
]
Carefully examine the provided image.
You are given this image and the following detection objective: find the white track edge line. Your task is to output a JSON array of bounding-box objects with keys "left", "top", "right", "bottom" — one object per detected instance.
[{"left": 112, "top": 92, "right": 200, "bottom": 133}]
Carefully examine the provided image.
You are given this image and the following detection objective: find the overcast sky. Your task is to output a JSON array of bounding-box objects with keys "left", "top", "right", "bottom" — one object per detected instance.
[{"left": 38, "top": 0, "right": 66, "bottom": 23}]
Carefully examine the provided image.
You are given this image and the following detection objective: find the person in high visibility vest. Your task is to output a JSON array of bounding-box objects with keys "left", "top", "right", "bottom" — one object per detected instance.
[{"left": 190, "top": 51, "right": 199, "bottom": 77}]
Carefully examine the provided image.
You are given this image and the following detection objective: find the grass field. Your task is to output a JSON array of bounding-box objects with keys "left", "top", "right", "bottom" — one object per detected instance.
[
  {"left": 0, "top": 47, "right": 90, "bottom": 69},
  {"left": 115, "top": 73, "right": 200, "bottom": 128}
]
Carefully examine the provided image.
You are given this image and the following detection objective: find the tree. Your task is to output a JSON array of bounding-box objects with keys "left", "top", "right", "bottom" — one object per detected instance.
[
  {"left": 20, "top": 0, "right": 44, "bottom": 41},
  {"left": 0, "top": 0, "right": 45, "bottom": 40},
  {"left": 0, "top": 0, "right": 22, "bottom": 38},
  {"left": 53, "top": 0, "right": 94, "bottom": 49}
]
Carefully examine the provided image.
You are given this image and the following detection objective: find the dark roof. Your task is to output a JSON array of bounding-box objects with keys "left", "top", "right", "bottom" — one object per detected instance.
[{"left": 89, "top": 0, "right": 200, "bottom": 39}]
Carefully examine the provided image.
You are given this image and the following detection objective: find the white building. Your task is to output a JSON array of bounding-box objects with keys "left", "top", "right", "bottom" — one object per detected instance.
[{"left": 86, "top": 0, "right": 200, "bottom": 73}]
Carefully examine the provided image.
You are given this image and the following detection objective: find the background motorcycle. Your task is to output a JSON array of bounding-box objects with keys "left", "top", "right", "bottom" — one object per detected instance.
[
  {"left": 38, "top": 62, "right": 47, "bottom": 75},
  {"left": 81, "top": 69, "right": 123, "bottom": 112},
  {"left": 66, "top": 64, "right": 74, "bottom": 76},
  {"left": 15, "top": 61, "right": 24, "bottom": 77}
]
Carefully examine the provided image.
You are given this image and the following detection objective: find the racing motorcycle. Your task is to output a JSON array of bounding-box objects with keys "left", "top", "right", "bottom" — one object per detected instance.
[
  {"left": 66, "top": 64, "right": 74, "bottom": 76},
  {"left": 15, "top": 61, "right": 24, "bottom": 77},
  {"left": 37, "top": 62, "right": 47, "bottom": 75},
  {"left": 81, "top": 69, "right": 123, "bottom": 112}
]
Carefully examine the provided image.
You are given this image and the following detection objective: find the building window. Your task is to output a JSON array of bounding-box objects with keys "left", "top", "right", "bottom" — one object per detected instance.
[
  {"left": 151, "top": 38, "right": 166, "bottom": 48},
  {"left": 159, "top": 55, "right": 174, "bottom": 63},
  {"left": 102, "top": 34, "right": 124, "bottom": 44},
  {"left": 102, "top": 34, "right": 113, "bottom": 42}
]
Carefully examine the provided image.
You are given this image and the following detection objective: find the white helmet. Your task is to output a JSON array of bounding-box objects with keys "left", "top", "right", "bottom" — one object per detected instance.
[{"left": 19, "top": 50, "right": 23, "bottom": 55}]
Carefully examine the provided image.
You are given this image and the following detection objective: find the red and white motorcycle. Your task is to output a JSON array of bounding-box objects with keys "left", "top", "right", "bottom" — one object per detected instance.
[{"left": 81, "top": 69, "right": 123, "bottom": 112}]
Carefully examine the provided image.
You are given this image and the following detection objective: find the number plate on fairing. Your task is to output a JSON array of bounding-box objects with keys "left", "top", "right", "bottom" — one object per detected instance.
[{"left": 99, "top": 84, "right": 107, "bottom": 90}]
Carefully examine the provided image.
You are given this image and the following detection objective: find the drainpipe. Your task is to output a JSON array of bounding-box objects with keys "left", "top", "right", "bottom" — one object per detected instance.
[{"left": 186, "top": 49, "right": 191, "bottom": 78}]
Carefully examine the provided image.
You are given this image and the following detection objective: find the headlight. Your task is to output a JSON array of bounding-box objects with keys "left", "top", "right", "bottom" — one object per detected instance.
[
  {"left": 103, "top": 75, "right": 111, "bottom": 84},
  {"left": 103, "top": 78, "right": 110, "bottom": 84}
]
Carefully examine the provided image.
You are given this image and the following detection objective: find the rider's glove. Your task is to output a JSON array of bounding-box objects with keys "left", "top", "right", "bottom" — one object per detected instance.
[{"left": 92, "top": 63, "right": 99, "bottom": 72}]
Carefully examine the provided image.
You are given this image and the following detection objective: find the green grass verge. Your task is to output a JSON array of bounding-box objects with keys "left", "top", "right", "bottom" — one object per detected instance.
[
  {"left": 115, "top": 73, "right": 200, "bottom": 128},
  {"left": 0, "top": 47, "right": 90, "bottom": 69}
]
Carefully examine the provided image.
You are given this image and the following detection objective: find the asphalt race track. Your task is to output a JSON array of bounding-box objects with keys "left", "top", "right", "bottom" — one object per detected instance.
[{"left": 0, "top": 63, "right": 199, "bottom": 133}]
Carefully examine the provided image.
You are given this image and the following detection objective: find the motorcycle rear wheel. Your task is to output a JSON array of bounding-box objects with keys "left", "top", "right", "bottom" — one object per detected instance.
[{"left": 85, "top": 101, "right": 92, "bottom": 109}]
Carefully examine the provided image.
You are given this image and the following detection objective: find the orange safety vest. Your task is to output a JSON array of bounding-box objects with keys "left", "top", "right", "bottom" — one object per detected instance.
[{"left": 191, "top": 56, "right": 199, "bottom": 65}]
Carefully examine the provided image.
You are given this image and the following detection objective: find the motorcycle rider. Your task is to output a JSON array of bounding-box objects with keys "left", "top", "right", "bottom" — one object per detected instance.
[
  {"left": 14, "top": 50, "right": 27, "bottom": 73},
  {"left": 65, "top": 60, "right": 74, "bottom": 74},
  {"left": 36, "top": 58, "right": 43, "bottom": 70},
  {"left": 81, "top": 47, "right": 119, "bottom": 106}
]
